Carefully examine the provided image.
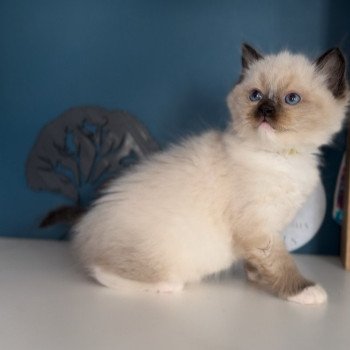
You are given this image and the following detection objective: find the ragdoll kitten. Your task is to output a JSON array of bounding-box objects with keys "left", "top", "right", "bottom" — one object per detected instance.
[{"left": 73, "top": 44, "right": 349, "bottom": 305}]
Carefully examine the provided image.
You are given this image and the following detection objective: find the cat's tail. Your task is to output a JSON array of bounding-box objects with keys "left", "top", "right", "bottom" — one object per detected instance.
[{"left": 39, "top": 205, "right": 85, "bottom": 228}]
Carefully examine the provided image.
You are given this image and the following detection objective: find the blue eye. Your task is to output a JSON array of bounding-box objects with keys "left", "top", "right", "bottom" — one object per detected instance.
[
  {"left": 249, "top": 89, "right": 263, "bottom": 102},
  {"left": 285, "top": 93, "right": 301, "bottom": 105}
]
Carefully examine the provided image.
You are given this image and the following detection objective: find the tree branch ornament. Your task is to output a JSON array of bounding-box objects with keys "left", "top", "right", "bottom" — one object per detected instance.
[{"left": 26, "top": 106, "right": 159, "bottom": 228}]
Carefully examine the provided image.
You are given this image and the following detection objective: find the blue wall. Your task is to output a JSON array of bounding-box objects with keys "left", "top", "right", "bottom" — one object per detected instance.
[{"left": 0, "top": 0, "right": 349, "bottom": 252}]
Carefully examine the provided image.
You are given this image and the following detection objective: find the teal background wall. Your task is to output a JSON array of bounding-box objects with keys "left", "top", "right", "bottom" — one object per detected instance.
[{"left": 0, "top": 0, "right": 349, "bottom": 253}]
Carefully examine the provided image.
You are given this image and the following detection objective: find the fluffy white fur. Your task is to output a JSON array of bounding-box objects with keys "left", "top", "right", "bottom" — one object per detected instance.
[
  {"left": 287, "top": 285, "right": 328, "bottom": 305},
  {"left": 73, "top": 46, "right": 349, "bottom": 304}
]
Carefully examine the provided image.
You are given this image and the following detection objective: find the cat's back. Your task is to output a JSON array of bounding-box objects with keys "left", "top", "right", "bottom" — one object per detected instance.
[
  {"left": 74, "top": 130, "right": 232, "bottom": 241},
  {"left": 73, "top": 130, "right": 235, "bottom": 279},
  {"left": 101, "top": 130, "right": 231, "bottom": 205}
]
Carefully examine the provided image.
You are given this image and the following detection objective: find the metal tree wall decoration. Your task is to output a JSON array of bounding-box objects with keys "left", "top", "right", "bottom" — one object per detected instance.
[{"left": 26, "top": 106, "right": 159, "bottom": 223}]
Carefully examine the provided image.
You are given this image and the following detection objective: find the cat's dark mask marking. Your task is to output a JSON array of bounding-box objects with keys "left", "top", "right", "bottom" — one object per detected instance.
[
  {"left": 255, "top": 99, "right": 277, "bottom": 120},
  {"left": 315, "top": 48, "right": 347, "bottom": 99}
]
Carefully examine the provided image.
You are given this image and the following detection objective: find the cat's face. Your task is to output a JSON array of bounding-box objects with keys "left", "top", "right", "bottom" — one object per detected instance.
[{"left": 227, "top": 44, "right": 349, "bottom": 151}]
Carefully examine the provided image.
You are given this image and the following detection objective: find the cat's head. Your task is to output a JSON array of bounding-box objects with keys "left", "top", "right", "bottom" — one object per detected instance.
[{"left": 227, "top": 44, "right": 349, "bottom": 152}]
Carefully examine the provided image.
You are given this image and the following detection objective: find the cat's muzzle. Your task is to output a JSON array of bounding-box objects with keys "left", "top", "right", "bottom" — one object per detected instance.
[
  {"left": 256, "top": 99, "right": 276, "bottom": 118},
  {"left": 255, "top": 99, "right": 278, "bottom": 126}
]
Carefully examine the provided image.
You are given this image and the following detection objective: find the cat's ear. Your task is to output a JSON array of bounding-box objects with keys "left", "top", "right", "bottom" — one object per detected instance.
[
  {"left": 315, "top": 48, "right": 347, "bottom": 98},
  {"left": 241, "top": 43, "right": 264, "bottom": 70}
]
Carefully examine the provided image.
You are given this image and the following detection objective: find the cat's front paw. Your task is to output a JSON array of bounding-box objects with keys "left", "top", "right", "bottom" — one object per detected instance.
[{"left": 287, "top": 284, "right": 327, "bottom": 305}]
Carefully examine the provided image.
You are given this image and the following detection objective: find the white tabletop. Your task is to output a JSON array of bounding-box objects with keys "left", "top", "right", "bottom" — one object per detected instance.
[{"left": 0, "top": 238, "right": 349, "bottom": 350}]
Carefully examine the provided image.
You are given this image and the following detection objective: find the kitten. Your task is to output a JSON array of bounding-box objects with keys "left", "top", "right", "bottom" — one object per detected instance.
[{"left": 73, "top": 44, "right": 349, "bottom": 304}]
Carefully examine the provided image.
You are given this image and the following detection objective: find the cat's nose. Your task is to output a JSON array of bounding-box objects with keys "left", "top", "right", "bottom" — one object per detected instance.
[{"left": 257, "top": 101, "right": 276, "bottom": 118}]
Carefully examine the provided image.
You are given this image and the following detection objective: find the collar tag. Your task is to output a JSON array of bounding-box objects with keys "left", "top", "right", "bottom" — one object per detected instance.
[{"left": 287, "top": 148, "right": 299, "bottom": 156}]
